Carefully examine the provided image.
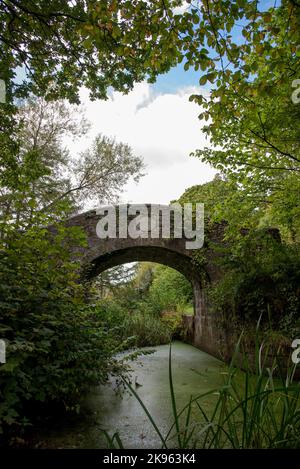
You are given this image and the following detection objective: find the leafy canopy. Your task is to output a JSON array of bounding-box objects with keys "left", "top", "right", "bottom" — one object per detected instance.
[{"left": 1, "top": 1, "right": 298, "bottom": 102}]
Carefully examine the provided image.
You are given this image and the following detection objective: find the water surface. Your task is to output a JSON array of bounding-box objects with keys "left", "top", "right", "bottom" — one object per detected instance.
[{"left": 37, "top": 341, "right": 226, "bottom": 448}]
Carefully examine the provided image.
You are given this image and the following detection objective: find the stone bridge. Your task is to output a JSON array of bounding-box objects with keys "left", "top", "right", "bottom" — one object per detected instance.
[{"left": 63, "top": 204, "right": 229, "bottom": 359}]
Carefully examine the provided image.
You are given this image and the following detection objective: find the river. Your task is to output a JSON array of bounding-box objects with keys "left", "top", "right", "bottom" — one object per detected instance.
[{"left": 35, "top": 341, "right": 227, "bottom": 449}]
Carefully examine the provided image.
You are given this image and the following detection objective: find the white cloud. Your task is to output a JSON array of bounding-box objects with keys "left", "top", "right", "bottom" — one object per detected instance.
[
  {"left": 65, "top": 82, "right": 215, "bottom": 206},
  {"left": 173, "top": 1, "right": 190, "bottom": 15}
]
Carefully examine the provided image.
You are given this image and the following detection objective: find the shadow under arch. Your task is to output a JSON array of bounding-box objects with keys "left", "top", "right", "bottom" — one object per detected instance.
[{"left": 86, "top": 245, "right": 201, "bottom": 282}]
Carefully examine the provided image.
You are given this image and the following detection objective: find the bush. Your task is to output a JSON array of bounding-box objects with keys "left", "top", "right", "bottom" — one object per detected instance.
[
  {"left": 122, "top": 313, "right": 172, "bottom": 347},
  {"left": 92, "top": 298, "right": 172, "bottom": 348},
  {"left": 209, "top": 231, "right": 300, "bottom": 336},
  {"left": 0, "top": 226, "right": 128, "bottom": 436},
  {"left": 149, "top": 265, "right": 193, "bottom": 313}
]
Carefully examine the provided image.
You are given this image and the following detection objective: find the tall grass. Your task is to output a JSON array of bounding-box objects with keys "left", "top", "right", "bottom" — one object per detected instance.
[
  {"left": 102, "top": 335, "right": 300, "bottom": 449},
  {"left": 122, "top": 313, "right": 172, "bottom": 347}
]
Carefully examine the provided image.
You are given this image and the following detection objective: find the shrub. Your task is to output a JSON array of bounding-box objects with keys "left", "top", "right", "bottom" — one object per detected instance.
[
  {"left": 0, "top": 226, "right": 128, "bottom": 436},
  {"left": 149, "top": 265, "right": 193, "bottom": 313},
  {"left": 122, "top": 313, "right": 172, "bottom": 347},
  {"left": 93, "top": 298, "right": 172, "bottom": 348},
  {"left": 209, "top": 231, "right": 300, "bottom": 335}
]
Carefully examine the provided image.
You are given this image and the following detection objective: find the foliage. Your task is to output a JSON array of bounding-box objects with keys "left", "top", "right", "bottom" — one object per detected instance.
[
  {"left": 1, "top": 1, "right": 300, "bottom": 204},
  {"left": 0, "top": 98, "right": 144, "bottom": 228},
  {"left": 88, "top": 262, "right": 194, "bottom": 348},
  {"left": 91, "top": 297, "right": 172, "bottom": 348},
  {"left": 92, "top": 264, "right": 138, "bottom": 300},
  {"left": 0, "top": 98, "right": 88, "bottom": 226},
  {"left": 2, "top": 1, "right": 299, "bottom": 103},
  {"left": 191, "top": 3, "right": 300, "bottom": 174},
  {"left": 187, "top": 2, "right": 300, "bottom": 238},
  {"left": 1, "top": 0, "right": 299, "bottom": 447},
  {"left": 121, "top": 313, "right": 172, "bottom": 348},
  {"left": 177, "top": 172, "right": 300, "bottom": 244},
  {"left": 1, "top": 1, "right": 299, "bottom": 238},
  {"left": 0, "top": 95, "right": 145, "bottom": 439},
  {"left": 176, "top": 174, "right": 231, "bottom": 220},
  {"left": 159, "top": 311, "right": 185, "bottom": 339},
  {"left": 133, "top": 262, "right": 155, "bottom": 294},
  {"left": 93, "top": 262, "right": 193, "bottom": 316},
  {"left": 176, "top": 175, "right": 266, "bottom": 239},
  {"left": 208, "top": 230, "right": 300, "bottom": 335},
  {"left": 0, "top": 0, "right": 182, "bottom": 103},
  {"left": 74, "top": 134, "right": 144, "bottom": 206},
  {"left": 0, "top": 225, "right": 131, "bottom": 435},
  {"left": 176, "top": 177, "right": 300, "bottom": 341},
  {"left": 148, "top": 264, "right": 193, "bottom": 313}
]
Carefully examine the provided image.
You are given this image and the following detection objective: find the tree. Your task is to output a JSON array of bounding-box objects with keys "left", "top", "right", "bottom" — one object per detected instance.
[
  {"left": 1, "top": 0, "right": 300, "bottom": 148},
  {"left": 176, "top": 174, "right": 231, "bottom": 219},
  {"left": 134, "top": 262, "right": 156, "bottom": 294},
  {"left": 1, "top": 1, "right": 299, "bottom": 103},
  {"left": 0, "top": 98, "right": 144, "bottom": 230},
  {"left": 176, "top": 175, "right": 269, "bottom": 239},
  {"left": 0, "top": 97, "right": 144, "bottom": 435},
  {"left": 187, "top": 2, "right": 300, "bottom": 238},
  {"left": 176, "top": 180, "right": 300, "bottom": 338},
  {"left": 2, "top": 1, "right": 300, "bottom": 171},
  {"left": 0, "top": 221, "right": 130, "bottom": 434},
  {"left": 92, "top": 264, "right": 137, "bottom": 299},
  {"left": 191, "top": 64, "right": 300, "bottom": 239},
  {"left": 73, "top": 134, "right": 144, "bottom": 206},
  {"left": 0, "top": 98, "right": 89, "bottom": 227}
]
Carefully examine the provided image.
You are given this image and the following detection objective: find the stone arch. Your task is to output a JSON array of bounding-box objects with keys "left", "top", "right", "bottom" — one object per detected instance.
[{"left": 61, "top": 206, "right": 226, "bottom": 358}]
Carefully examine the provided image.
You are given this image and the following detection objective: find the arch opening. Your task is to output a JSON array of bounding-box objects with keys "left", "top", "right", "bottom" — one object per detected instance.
[
  {"left": 84, "top": 246, "right": 209, "bottom": 321},
  {"left": 87, "top": 245, "right": 199, "bottom": 283},
  {"left": 91, "top": 260, "right": 195, "bottom": 318}
]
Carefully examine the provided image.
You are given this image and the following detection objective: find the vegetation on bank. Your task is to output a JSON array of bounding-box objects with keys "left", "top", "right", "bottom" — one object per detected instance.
[
  {"left": 91, "top": 262, "right": 194, "bottom": 348},
  {"left": 0, "top": 225, "right": 193, "bottom": 440}
]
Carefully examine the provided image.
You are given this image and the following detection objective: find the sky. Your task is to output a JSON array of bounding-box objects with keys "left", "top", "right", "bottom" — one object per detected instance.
[
  {"left": 63, "top": 0, "right": 216, "bottom": 207},
  {"left": 72, "top": 0, "right": 215, "bottom": 206},
  {"left": 67, "top": 0, "right": 275, "bottom": 208},
  {"left": 66, "top": 65, "right": 216, "bottom": 207}
]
